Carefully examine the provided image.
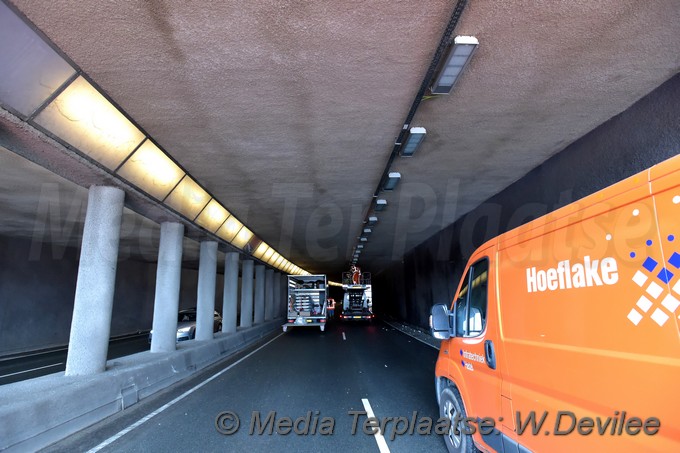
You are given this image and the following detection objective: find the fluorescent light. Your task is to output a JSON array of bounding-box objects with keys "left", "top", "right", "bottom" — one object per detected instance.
[
  {"left": 231, "top": 226, "right": 253, "bottom": 249},
  {"left": 375, "top": 199, "right": 387, "bottom": 211},
  {"left": 164, "top": 176, "right": 211, "bottom": 220},
  {"left": 367, "top": 216, "right": 378, "bottom": 226},
  {"left": 431, "top": 36, "right": 478, "bottom": 95},
  {"left": 383, "top": 172, "right": 401, "bottom": 191},
  {"left": 262, "top": 247, "right": 275, "bottom": 262},
  {"left": 0, "top": 2, "right": 76, "bottom": 117},
  {"left": 253, "top": 242, "right": 269, "bottom": 259},
  {"left": 195, "top": 199, "right": 230, "bottom": 233},
  {"left": 356, "top": 244, "right": 364, "bottom": 249},
  {"left": 117, "top": 139, "right": 185, "bottom": 201},
  {"left": 0, "top": 0, "right": 306, "bottom": 282},
  {"left": 34, "top": 76, "right": 145, "bottom": 170},
  {"left": 216, "top": 215, "right": 243, "bottom": 242},
  {"left": 268, "top": 252, "right": 281, "bottom": 265},
  {"left": 360, "top": 237, "right": 368, "bottom": 242},
  {"left": 363, "top": 228, "right": 372, "bottom": 235},
  {"left": 401, "top": 127, "right": 426, "bottom": 157}
]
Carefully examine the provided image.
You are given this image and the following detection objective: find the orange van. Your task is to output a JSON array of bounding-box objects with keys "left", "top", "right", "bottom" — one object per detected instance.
[{"left": 430, "top": 154, "right": 680, "bottom": 452}]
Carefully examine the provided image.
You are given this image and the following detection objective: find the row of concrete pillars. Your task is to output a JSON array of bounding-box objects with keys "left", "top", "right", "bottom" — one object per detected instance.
[{"left": 64, "top": 186, "right": 287, "bottom": 376}]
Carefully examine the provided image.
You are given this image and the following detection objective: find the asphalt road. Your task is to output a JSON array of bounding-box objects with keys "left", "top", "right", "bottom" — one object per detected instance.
[
  {"left": 0, "top": 335, "right": 150, "bottom": 386},
  {"left": 42, "top": 320, "right": 445, "bottom": 452}
]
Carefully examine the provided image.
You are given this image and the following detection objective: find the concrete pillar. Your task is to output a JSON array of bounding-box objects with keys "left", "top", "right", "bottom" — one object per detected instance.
[
  {"left": 150, "top": 222, "right": 184, "bottom": 353},
  {"left": 265, "top": 269, "right": 275, "bottom": 321},
  {"left": 65, "top": 186, "right": 124, "bottom": 376},
  {"left": 222, "top": 252, "right": 239, "bottom": 333},
  {"left": 196, "top": 241, "right": 218, "bottom": 341},
  {"left": 240, "top": 260, "right": 254, "bottom": 328},
  {"left": 272, "top": 272, "right": 281, "bottom": 320},
  {"left": 281, "top": 274, "right": 288, "bottom": 318},
  {"left": 254, "top": 265, "right": 266, "bottom": 324}
]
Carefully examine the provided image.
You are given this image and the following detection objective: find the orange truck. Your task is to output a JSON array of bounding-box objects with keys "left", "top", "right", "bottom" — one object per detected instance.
[{"left": 430, "top": 154, "right": 680, "bottom": 453}]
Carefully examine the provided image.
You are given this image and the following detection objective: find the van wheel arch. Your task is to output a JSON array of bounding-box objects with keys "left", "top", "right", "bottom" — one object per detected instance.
[{"left": 438, "top": 379, "right": 479, "bottom": 453}]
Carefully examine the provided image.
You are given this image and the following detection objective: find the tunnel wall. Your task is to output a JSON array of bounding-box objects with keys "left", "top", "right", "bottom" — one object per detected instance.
[
  {"left": 0, "top": 234, "right": 224, "bottom": 356},
  {"left": 374, "top": 72, "right": 680, "bottom": 328}
]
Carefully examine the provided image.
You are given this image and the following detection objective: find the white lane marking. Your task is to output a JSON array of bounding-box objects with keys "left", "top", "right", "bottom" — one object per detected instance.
[
  {"left": 87, "top": 333, "right": 284, "bottom": 453},
  {"left": 342, "top": 332, "right": 346, "bottom": 341},
  {"left": 382, "top": 320, "right": 439, "bottom": 350},
  {"left": 0, "top": 362, "right": 63, "bottom": 378},
  {"left": 361, "top": 398, "right": 391, "bottom": 453}
]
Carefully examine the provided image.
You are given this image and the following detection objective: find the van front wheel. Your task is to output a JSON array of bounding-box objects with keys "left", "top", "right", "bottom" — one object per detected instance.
[{"left": 439, "top": 386, "right": 478, "bottom": 453}]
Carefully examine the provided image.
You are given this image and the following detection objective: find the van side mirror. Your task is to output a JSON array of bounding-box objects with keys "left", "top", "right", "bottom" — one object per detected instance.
[{"left": 430, "top": 303, "right": 452, "bottom": 340}]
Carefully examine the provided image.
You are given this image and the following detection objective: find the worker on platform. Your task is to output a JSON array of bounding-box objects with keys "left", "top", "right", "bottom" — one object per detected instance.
[{"left": 351, "top": 265, "right": 362, "bottom": 285}]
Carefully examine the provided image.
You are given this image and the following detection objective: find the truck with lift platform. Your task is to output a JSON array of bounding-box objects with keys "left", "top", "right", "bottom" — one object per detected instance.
[{"left": 340, "top": 268, "right": 374, "bottom": 321}]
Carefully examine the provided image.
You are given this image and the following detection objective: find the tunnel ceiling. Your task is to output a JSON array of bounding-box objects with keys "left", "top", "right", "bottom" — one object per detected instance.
[{"left": 2, "top": 0, "right": 680, "bottom": 277}]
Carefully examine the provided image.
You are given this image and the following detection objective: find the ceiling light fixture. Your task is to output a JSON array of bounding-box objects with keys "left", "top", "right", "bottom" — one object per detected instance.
[
  {"left": 0, "top": 3, "right": 312, "bottom": 277},
  {"left": 430, "top": 35, "right": 478, "bottom": 95},
  {"left": 34, "top": 76, "right": 145, "bottom": 170},
  {"left": 367, "top": 216, "right": 378, "bottom": 226},
  {"left": 383, "top": 172, "right": 401, "bottom": 191},
  {"left": 195, "top": 199, "right": 230, "bottom": 233},
  {"left": 400, "top": 127, "right": 426, "bottom": 157},
  {"left": 252, "top": 242, "right": 269, "bottom": 260},
  {"left": 116, "top": 139, "right": 185, "bottom": 201},
  {"left": 375, "top": 199, "right": 387, "bottom": 211},
  {"left": 0, "top": 1, "right": 76, "bottom": 118}
]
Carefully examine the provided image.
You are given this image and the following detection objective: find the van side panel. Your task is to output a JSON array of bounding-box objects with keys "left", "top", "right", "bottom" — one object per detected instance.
[{"left": 496, "top": 175, "right": 680, "bottom": 452}]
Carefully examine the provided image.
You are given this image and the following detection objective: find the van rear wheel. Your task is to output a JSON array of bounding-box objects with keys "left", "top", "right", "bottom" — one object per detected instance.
[{"left": 439, "top": 386, "right": 478, "bottom": 453}]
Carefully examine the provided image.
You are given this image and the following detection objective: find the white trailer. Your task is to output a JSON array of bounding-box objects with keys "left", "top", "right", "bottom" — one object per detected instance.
[{"left": 283, "top": 274, "right": 328, "bottom": 332}]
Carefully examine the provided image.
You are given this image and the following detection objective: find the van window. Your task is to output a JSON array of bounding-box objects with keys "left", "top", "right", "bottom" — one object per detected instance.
[{"left": 454, "top": 258, "right": 489, "bottom": 337}]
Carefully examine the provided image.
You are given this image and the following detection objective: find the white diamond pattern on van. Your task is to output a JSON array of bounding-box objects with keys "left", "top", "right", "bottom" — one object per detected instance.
[
  {"left": 661, "top": 293, "right": 680, "bottom": 313},
  {"left": 646, "top": 281, "right": 664, "bottom": 299},
  {"left": 627, "top": 309, "right": 643, "bottom": 326},
  {"left": 632, "top": 271, "right": 648, "bottom": 287},
  {"left": 650, "top": 308, "right": 669, "bottom": 326},
  {"left": 627, "top": 236, "right": 680, "bottom": 326},
  {"left": 636, "top": 296, "right": 653, "bottom": 313}
]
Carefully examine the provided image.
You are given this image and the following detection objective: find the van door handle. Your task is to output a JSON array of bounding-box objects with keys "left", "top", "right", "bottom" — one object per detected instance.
[{"left": 484, "top": 340, "right": 496, "bottom": 370}]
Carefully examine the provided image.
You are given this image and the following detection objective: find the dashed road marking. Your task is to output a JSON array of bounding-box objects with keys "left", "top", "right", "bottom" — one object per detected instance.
[{"left": 361, "top": 398, "right": 391, "bottom": 453}]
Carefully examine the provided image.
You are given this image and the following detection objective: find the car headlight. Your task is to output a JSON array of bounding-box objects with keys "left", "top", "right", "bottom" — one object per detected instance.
[{"left": 177, "top": 327, "right": 192, "bottom": 333}]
